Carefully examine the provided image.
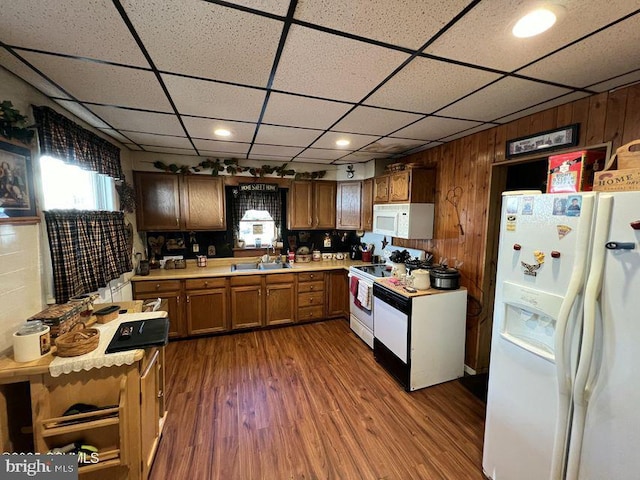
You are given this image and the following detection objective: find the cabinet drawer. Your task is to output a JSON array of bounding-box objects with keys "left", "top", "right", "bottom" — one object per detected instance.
[
  {"left": 298, "top": 272, "right": 324, "bottom": 282},
  {"left": 185, "top": 278, "right": 226, "bottom": 290},
  {"left": 298, "top": 305, "right": 324, "bottom": 321},
  {"left": 134, "top": 280, "right": 181, "bottom": 294},
  {"left": 230, "top": 276, "right": 261, "bottom": 287},
  {"left": 297, "top": 280, "right": 324, "bottom": 293},
  {"left": 298, "top": 291, "right": 324, "bottom": 306}
]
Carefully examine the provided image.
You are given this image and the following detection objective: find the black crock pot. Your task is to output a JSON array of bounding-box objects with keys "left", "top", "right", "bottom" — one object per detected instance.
[{"left": 429, "top": 267, "right": 461, "bottom": 290}]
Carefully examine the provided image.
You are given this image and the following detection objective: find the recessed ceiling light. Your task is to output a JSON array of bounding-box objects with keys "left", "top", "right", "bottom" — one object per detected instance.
[
  {"left": 336, "top": 139, "right": 350, "bottom": 147},
  {"left": 214, "top": 128, "right": 231, "bottom": 137},
  {"left": 512, "top": 8, "right": 557, "bottom": 38}
]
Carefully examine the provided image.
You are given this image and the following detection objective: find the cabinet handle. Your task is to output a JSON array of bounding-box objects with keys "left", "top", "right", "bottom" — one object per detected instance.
[
  {"left": 310, "top": 274, "right": 314, "bottom": 279},
  {"left": 309, "top": 285, "right": 314, "bottom": 290},
  {"left": 204, "top": 281, "right": 208, "bottom": 287},
  {"left": 309, "top": 298, "right": 314, "bottom": 303},
  {"left": 266, "top": 289, "right": 270, "bottom": 297},
  {"left": 157, "top": 390, "right": 164, "bottom": 399},
  {"left": 258, "top": 289, "right": 261, "bottom": 297},
  {"left": 176, "top": 217, "right": 179, "bottom": 227},
  {"left": 155, "top": 284, "right": 160, "bottom": 290},
  {"left": 186, "top": 295, "right": 190, "bottom": 303}
]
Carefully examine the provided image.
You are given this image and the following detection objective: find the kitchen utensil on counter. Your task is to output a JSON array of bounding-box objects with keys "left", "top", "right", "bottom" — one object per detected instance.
[
  {"left": 13, "top": 321, "right": 51, "bottom": 362},
  {"left": 335, "top": 252, "right": 345, "bottom": 260},
  {"left": 429, "top": 266, "right": 461, "bottom": 290},
  {"left": 197, "top": 255, "right": 207, "bottom": 267},
  {"left": 312, "top": 250, "right": 322, "bottom": 261},
  {"left": 361, "top": 251, "right": 372, "bottom": 262},
  {"left": 350, "top": 244, "right": 362, "bottom": 260},
  {"left": 408, "top": 269, "right": 430, "bottom": 290},
  {"left": 55, "top": 328, "right": 100, "bottom": 357},
  {"left": 94, "top": 305, "right": 120, "bottom": 324}
]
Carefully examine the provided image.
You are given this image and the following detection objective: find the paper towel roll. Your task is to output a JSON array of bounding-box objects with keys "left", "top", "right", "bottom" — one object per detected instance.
[{"left": 13, "top": 322, "right": 51, "bottom": 363}]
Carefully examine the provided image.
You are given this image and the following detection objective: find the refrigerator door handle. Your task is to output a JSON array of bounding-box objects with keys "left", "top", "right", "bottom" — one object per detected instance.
[
  {"left": 604, "top": 241, "right": 635, "bottom": 250},
  {"left": 565, "top": 194, "right": 613, "bottom": 480},
  {"left": 549, "top": 194, "right": 596, "bottom": 480}
]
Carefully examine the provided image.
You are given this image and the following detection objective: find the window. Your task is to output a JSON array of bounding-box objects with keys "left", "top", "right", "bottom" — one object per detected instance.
[
  {"left": 40, "top": 156, "right": 116, "bottom": 211},
  {"left": 239, "top": 209, "right": 276, "bottom": 247}
]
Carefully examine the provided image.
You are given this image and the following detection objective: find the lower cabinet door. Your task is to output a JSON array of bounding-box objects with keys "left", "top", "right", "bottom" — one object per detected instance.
[
  {"left": 140, "top": 349, "right": 160, "bottom": 480},
  {"left": 230, "top": 286, "right": 263, "bottom": 329},
  {"left": 186, "top": 288, "right": 228, "bottom": 334},
  {"left": 134, "top": 293, "right": 184, "bottom": 338},
  {"left": 266, "top": 283, "right": 296, "bottom": 326}
]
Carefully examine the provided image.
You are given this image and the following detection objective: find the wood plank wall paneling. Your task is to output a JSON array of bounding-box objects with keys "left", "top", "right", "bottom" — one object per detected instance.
[{"left": 397, "top": 83, "right": 640, "bottom": 372}]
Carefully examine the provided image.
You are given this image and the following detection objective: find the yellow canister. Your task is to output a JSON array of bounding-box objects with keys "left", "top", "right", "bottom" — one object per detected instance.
[{"left": 13, "top": 321, "right": 51, "bottom": 363}]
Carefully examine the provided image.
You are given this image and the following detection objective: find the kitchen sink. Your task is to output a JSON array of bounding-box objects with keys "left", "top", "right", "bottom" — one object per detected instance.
[
  {"left": 230, "top": 263, "right": 259, "bottom": 271},
  {"left": 258, "top": 262, "right": 292, "bottom": 270}
]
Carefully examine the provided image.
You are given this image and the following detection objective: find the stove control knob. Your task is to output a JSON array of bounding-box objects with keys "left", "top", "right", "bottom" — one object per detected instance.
[
  {"left": 551, "top": 251, "right": 561, "bottom": 258},
  {"left": 513, "top": 244, "right": 522, "bottom": 251}
]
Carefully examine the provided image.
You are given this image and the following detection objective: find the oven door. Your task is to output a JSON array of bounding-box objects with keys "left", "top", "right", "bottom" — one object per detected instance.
[{"left": 348, "top": 273, "right": 374, "bottom": 348}]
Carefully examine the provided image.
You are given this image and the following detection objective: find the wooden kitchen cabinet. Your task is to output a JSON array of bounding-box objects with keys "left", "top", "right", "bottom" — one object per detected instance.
[
  {"left": 132, "top": 280, "right": 184, "bottom": 338},
  {"left": 230, "top": 276, "right": 263, "bottom": 330},
  {"left": 326, "top": 269, "right": 349, "bottom": 318},
  {"left": 336, "top": 180, "right": 373, "bottom": 231},
  {"left": 140, "top": 348, "right": 165, "bottom": 480},
  {"left": 288, "top": 181, "right": 336, "bottom": 230},
  {"left": 297, "top": 272, "right": 325, "bottom": 322},
  {"left": 184, "top": 278, "right": 229, "bottom": 335},
  {"left": 134, "top": 171, "right": 226, "bottom": 231},
  {"left": 265, "top": 273, "right": 296, "bottom": 326},
  {"left": 374, "top": 168, "right": 436, "bottom": 204}
]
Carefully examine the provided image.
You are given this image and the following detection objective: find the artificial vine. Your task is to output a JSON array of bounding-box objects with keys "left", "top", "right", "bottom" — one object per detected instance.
[
  {"left": 115, "top": 179, "right": 136, "bottom": 213},
  {"left": 0, "top": 101, "right": 35, "bottom": 144},
  {"left": 153, "top": 157, "right": 327, "bottom": 180}
]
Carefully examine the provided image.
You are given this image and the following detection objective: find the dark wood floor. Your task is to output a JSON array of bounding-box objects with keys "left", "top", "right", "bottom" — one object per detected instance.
[{"left": 150, "top": 319, "right": 486, "bottom": 480}]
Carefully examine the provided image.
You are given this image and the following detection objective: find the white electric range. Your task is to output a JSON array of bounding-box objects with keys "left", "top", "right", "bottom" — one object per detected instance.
[{"left": 347, "top": 246, "right": 425, "bottom": 348}]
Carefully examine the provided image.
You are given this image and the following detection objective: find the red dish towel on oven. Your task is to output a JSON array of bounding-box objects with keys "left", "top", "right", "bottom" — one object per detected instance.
[{"left": 350, "top": 276, "right": 363, "bottom": 308}]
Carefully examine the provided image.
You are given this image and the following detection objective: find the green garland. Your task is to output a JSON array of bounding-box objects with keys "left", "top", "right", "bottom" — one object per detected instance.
[
  {"left": 0, "top": 101, "right": 35, "bottom": 144},
  {"left": 153, "top": 157, "right": 327, "bottom": 180}
]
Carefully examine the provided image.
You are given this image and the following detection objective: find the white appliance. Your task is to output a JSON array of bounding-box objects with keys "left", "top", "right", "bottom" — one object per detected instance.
[
  {"left": 348, "top": 246, "right": 426, "bottom": 348},
  {"left": 373, "top": 283, "right": 467, "bottom": 391},
  {"left": 483, "top": 190, "right": 640, "bottom": 480},
  {"left": 372, "top": 203, "right": 434, "bottom": 239}
]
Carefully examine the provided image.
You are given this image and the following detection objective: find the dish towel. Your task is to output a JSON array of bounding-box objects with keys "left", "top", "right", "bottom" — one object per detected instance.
[{"left": 357, "top": 282, "right": 372, "bottom": 310}]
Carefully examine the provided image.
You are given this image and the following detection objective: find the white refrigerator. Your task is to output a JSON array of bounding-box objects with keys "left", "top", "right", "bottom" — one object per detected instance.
[{"left": 483, "top": 190, "right": 640, "bottom": 480}]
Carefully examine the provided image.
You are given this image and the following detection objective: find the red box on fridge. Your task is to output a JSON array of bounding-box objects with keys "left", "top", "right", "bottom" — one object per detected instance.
[{"left": 547, "top": 150, "right": 606, "bottom": 193}]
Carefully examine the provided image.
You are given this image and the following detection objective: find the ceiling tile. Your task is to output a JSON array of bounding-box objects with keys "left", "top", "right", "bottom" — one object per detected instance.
[
  {"left": 495, "top": 91, "right": 590, "bottom": 124},
  {"left": 163, "top": 74, "right": 265, "bottom": 122},
  {"left": 438, "top": 77, "right": 571, "bottom": 122},
  {"left": 97, "top": 129, "right": 133, "bottom": 144},
  {"left": 439, "top": 124, "right": 495, "bottom": 142},
  {"left": 425, "top": 0, "right": 640, "bottom": 72},
  {"left": 272, "top": 25, "right": 409, "bottom": 102},
  {"left": 54, "top": 100, "right": 111, "bottom": 129},
  {"left": 332, "top": 106, "right": 423, "bottom": 136},
  {"left": 310, "top": 131, "right": 380, "bottom": 150},
  {"left": 123, "top": 143, "right": 143, "bottom": 151},
  {"left": 251, "top": 144, "right": 305, "bottom": 157},
  {"left": 254, "top": 125, "right": 321, "bottom": 147},
  {"left": 222, "top": 0, "right": 290, "bottom": 16},
  {"left": 365, "top": 57, "right": 500, "bottom": 113},
  {"left": 391, "top": 116, "right": 483, "bottom": 141},
  {"left": 294, "top": 0, "right": 472, "bottom": 50},
  {"left": 518, "top": 17, "right": 640, "bottom": 89},
  {"left": 0, "top": 0, "right": 148, "bottom": 66},
  {"left": 123, "top": 132, "right": 192, "bottom": 149},
  {"left": 140, "top": 146, "right": 197, "bottom": 155},
  {"left": 246, "top": 153, "right": 294, "bottom": 162},
  {"left": 589, "top": 71, "right": 640, "bottom": 93},
  {"left": 291, "top": 157, "right": 334, "bottom": 165},
  {"left": 361, "top": 137, "right": 427, "bottom": 155},
  {"left": 88, "top": 105, "right": 184, "bottom": 136},
  {"left": 21, "top": 51, "right": 171, "bottom": 111},
  {"left": 193, "top": 139, "right": 250, "bottom": 155},
  {"left": 0, "top": 49, "right": 72, "bottom": 100},
  {"left": 262, "top": 92, "right": 352, "bottom": 129},
  {"left": 339, "top": 152, "right": 389, "bottom": 163},
  {"left": 297, "top": 148, "right": 352, "bottom": 161},
  {"left": 121, "top": 0, "right": 282, "bottom": 87},
  {"left": 183, "top": 117, "right": 257, "bottom": 143}
]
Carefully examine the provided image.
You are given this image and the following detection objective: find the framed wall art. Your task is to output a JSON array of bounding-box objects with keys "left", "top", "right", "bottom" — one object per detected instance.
[
  {"left": 506, "top": 124, "right": 580, "bottom": 159},
  {"left": 0, "top": 139, "right": 39, "bottom": 224}
]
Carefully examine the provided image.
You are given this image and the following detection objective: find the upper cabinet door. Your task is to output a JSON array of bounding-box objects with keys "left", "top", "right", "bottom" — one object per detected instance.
[
  {"left": 314, "top": 181, "right": 336, "bottom": 229},
  {"left": 373, "top": 176, "right": 389, "bottom": 203},
  {"left": 389, "top": 171, "right": 410, "bottom": 202},
  {"left": 134, "top": 172, "right": 181, "bottom": 231},
  {"left": 336, "top": 181, "right": 362, "bottom": 230},
  {"left": 361, "top": 178, "right": 373, "bottom": 231},
  {"left": 288, "top": 181, "right": 314, "bottom": 229},
  {"left": 182, "top": 176, "right": 226, "bottom": 231}
]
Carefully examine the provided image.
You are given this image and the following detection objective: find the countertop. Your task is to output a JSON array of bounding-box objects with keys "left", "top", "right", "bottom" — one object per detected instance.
[
  {"left": 0, "top": 301, "right": 143, "bottom": 379},
  {"left": 375, "top": 278, "right": 467, "bottom": 299},
  {"left": 132, "top": 258, "right": 373, "bottom": 281}
]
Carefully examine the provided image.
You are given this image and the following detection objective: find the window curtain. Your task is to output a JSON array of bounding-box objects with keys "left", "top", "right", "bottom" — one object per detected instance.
[
  {"left": 231, "top": 188, "right": 282, "bottom": 236},
  {"left": 44, "top": 211, "right": 133, "bottom": 303},
  {"left": 32, "top": 105, "right": 123, "bottom": 180}
]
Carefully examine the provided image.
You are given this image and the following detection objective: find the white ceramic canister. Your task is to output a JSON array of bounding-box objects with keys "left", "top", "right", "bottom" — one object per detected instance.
[
  {"left": 411, "top": 269, "right": 430, "bottom": 290},
  {"left": 13, "top": 321, "right": 51, "bottom": 363},
  {"left": 312, "top": 250, "right": 322, "bottom": 261}
]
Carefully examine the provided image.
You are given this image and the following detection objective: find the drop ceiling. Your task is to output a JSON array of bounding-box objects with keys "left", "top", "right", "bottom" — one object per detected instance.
[{"left": 1, "top": 0, "right": 639, "bottom": 165}]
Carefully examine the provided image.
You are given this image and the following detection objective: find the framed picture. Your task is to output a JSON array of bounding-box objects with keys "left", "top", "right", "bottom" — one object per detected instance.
[
  {"left": 506, "top": 124, "right": 580, "bottom": 159},
  {"left": 0, "top": 139, "right": 39, "bottom": 224}
]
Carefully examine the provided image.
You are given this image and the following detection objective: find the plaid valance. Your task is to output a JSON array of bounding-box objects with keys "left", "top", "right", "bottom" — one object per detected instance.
[
  {"left": 44, "top": 210, "right": 133, "bottom": 303},
  {"left": 33, "top": 105, "right": 123, "bottom": 180}
]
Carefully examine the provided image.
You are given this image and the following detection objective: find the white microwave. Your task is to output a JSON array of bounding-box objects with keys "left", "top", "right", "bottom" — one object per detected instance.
[{"left": 372, "top": 203, "right": 434, "bottom": 239}]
